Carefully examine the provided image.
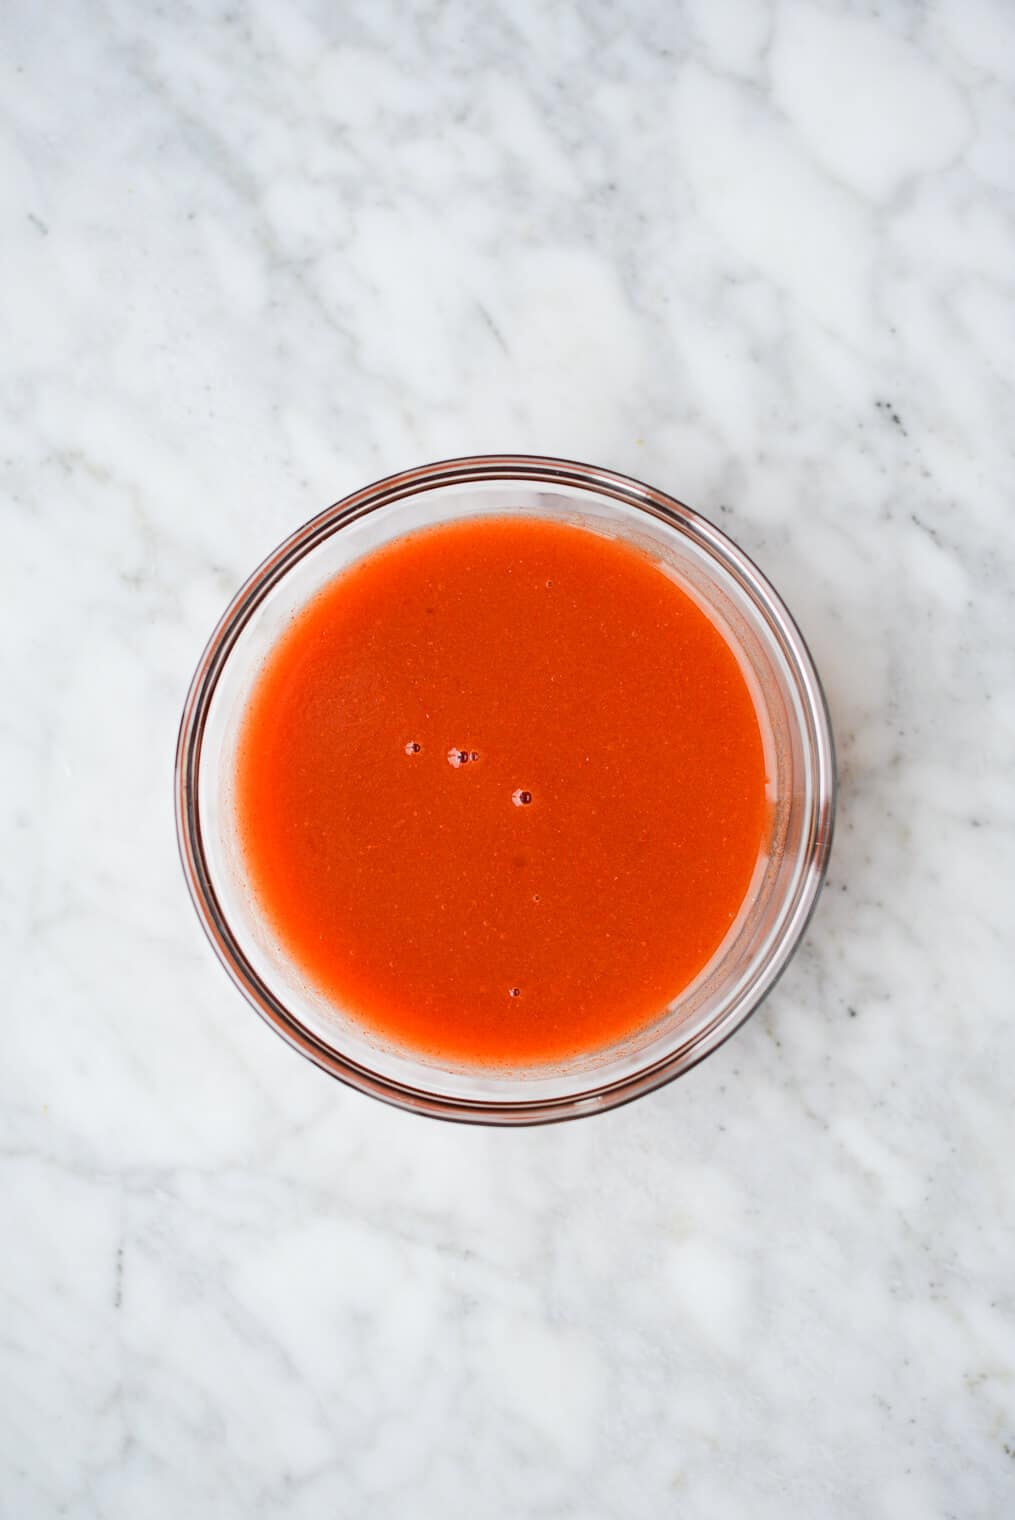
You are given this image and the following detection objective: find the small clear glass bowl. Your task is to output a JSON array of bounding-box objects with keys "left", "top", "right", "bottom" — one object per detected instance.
[{"left": 175, "top": 456, "right": 835, "bottom": 1124}]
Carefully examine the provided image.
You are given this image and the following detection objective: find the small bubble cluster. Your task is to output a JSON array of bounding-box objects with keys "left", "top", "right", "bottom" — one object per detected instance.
[{"left": 448, "top": 748, "right": 481, "bottom": 768}]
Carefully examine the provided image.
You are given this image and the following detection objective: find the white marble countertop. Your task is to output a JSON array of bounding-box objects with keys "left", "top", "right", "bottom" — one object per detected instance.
[{"left": 3, "top": 2, "right": 1014, "bottom": 1515}]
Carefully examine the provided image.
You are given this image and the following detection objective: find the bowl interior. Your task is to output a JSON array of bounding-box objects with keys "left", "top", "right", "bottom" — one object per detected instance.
[{"left": 179, "top": 461, "right": 833, "bottom": 1120}]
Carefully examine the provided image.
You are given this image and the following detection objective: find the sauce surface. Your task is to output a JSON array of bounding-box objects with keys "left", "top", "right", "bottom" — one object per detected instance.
[{"left": 236, "top": 516, "right": 768, "bottom": 1065}]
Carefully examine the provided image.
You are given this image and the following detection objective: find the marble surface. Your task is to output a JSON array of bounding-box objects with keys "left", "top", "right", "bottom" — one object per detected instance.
[{"left": 3, "top": 0, "right": 1014, "bottom": 1514}]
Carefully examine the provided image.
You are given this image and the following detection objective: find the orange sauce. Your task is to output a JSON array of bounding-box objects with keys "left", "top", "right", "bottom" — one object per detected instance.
[{"left": 236, "top": 517, "right": 767, "bottom": 1065}]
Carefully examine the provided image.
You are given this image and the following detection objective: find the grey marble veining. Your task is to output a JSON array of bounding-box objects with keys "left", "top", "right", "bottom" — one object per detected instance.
[{"left": 2, "top": 1, "right": 1014, "bottom": 1515}]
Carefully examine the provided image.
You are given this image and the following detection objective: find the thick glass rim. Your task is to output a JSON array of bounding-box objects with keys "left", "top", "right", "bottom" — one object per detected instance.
[{"left": 175, "top": 454, "right": 836, "bottom": 1125}]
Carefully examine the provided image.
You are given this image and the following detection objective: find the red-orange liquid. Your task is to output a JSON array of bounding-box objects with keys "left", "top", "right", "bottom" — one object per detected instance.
[{"left": 236, "top": 517, "right": 767, "bottom": 1065}]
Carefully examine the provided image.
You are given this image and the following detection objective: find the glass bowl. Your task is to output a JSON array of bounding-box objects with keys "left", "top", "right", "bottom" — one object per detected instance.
[{"left": 175, "top": 455, "right": 835, "bottom": 1124}]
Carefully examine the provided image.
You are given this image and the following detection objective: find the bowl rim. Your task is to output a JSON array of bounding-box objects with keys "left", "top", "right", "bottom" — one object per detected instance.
[{"left": 175, "top": 453, "right": 836, "bottom": 1124}]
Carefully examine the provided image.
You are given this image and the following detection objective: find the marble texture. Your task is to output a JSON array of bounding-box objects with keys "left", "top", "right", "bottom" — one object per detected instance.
[{"left": 2, "top": 0, "right": 1014, "bottom": 1514}]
